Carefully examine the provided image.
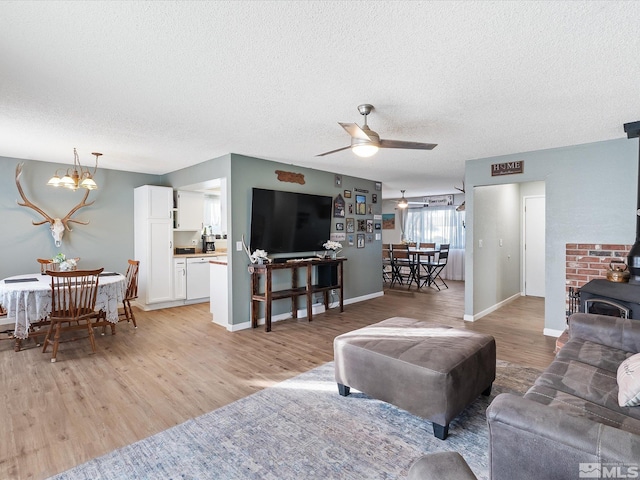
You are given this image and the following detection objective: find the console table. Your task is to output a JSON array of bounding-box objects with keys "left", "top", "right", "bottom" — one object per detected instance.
[{"left": 248, "top": 258, "right": 346, "bottom": 332}]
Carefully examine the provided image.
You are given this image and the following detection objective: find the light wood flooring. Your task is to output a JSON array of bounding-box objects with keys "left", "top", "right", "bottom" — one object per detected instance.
[{"left": 0, "top": 281, "right": 556, "bottom": 479}]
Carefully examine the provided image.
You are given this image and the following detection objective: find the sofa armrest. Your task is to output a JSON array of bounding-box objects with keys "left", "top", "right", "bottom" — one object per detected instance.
[
  {"left": 568, "top": 313, "right": 640, "bottom": 353},
  {"left": 486, "top": 393, "right": 640, "bottom": 480}
]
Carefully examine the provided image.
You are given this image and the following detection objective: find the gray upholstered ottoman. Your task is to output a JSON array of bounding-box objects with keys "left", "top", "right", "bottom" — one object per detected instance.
[{"left": 334, "top": 317, "right": 496, "bottom": 439}]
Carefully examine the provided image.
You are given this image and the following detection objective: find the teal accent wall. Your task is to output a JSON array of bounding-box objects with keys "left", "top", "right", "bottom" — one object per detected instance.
[{"left": 464, "top": 138, "right": 638, "bottom": 334}]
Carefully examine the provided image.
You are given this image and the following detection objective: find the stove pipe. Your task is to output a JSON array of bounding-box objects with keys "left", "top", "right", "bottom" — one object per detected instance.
[{"left": 624, "top": 121, "right": 640, "bottom": 284}]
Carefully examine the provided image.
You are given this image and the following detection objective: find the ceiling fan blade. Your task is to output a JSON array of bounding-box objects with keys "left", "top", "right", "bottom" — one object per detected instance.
[
  {"left": 339, "top": 122, "right": 372, "bottom": 141},
  {"left": 379, "top": 139, "right": 437, "bottom": 150},
  {"left": 316, "top": 145, "right": 352, "bottom": 157}
]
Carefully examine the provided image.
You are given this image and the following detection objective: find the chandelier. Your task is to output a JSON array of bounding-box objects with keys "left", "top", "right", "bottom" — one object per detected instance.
[{"left": 47, "top": 148, "right": 101, "bottom": 190}]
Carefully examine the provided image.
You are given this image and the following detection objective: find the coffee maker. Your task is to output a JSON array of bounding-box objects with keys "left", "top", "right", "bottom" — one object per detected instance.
[{"left": 202, "top": 235, "right": 216, "bottom": 253}]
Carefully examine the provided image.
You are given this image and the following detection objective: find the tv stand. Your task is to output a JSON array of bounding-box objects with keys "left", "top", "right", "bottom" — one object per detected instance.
[{"left": 248, "top": 258, "right": 346, "bottom": 332}]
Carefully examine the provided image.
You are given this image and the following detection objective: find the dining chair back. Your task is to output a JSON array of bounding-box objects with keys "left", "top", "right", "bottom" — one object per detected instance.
[
  {"left": 42, "top": 267, "right": 104, "bottom": 362},
  {"left": 439, "top": 243, "right": 450, "bottom": 253},
  {"left": 429, "top": 249, "right": 450, "bottom": 291},
  {"left": 390, "top": 243, "right": 417, "bottom": 288},
  {"left": 119, "top": 260, "right": 140, "bottom": 328},
  {"left": 37, "top": 258, "right": 53, "bottom": 274},
  {"left": 420, "top": 242, "right": 436, "bottom": 249},
  {"left": 382, "top": 244, "right": 393, "bottom": 283}
]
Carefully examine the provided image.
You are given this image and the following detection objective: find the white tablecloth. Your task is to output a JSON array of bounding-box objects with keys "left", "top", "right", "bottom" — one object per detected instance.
[{"left": 0, "top": 272, "right": 126, "bottom": 339}]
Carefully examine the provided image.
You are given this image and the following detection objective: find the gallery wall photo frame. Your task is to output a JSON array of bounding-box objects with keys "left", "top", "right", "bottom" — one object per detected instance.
[
  {"left": 344, "top": 189, "right": 352, "bottom": 199},
  {"left": 336, "top": 222, "right": 344, "bottom": 231},
  {"left": 335, "top": 174, "right": 342, "bottom": 187},
  {"left": 333, "top": 194, "right": 345, "bottom": 218},
  {"left": 346, "top": 217, "right": 355, "bottom": 233},
  {"left": 355, "top": 194, "right": 366, "bottom": 215},
  {"left": 357, "top": 233, "right": 365, "bottom": 248},
  {"left": 366, "top": 219, "right": 373, "bottom": 233}
]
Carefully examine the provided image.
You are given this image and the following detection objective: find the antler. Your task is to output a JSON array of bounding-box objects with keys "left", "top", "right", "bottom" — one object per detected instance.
[
  {"left": 455, "top": 181, "right": 465, "bottom": 193},
  {"left": 61, "top": 188, "right": 94, "bottom": 231},
  {"left": 15, "top": 163, "right": 54, "bottom": 225}
]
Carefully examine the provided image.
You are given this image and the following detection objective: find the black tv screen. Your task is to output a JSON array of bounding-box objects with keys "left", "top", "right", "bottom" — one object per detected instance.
[{"left": 250, "top": 188, "right": 332, "bottom": 254}]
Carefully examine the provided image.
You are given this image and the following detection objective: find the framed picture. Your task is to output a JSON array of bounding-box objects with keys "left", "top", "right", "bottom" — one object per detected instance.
[
  {"left": 346, "top": 217, "right": 355, "bottom": 233},
  {"left": 357, "top": 219, "right": 366, "bottom": 232},
  {"left": 366, "top": 234, "right": 373, "bottom": 244},
  {"left": 348, "top": 234, "right": 354, "bottom": 246},
  {"left": 357, "top": 233, "right": 365, "bottom": 248},
  {"left": 366, "top": 219, "right": 373, "bottom": 233},
  {"left": 344, "top": 189, "right": 352, "bottom": 199},
  {"left": 333, "top": 194, "right": 345, "bottom": 218},
  {"left": 335, "top": 174, "right": 342, "bottom": 187},
  {"left": 368, "top": 205, "right": 373, "bottom": 215},
  {"left": 336, "top": 222, "right": 344, "bottom": 231},
  {"left": 374, "top": 222, "right": 381, "bottom": 230},
  {"left": 355, "top": 194, "right": 366, "bottom": 215},
  {"left": 382, "top": 213, "right": 395, "bottom": 229},
  {"left": 348, "top": 203, "right": 354, "bottom": 214},
  {"left": 372, "top": 194, "right": 377, "bottom": 204},
  {"left": 375, "top": 182, "right": 382, "bottom": 191}
]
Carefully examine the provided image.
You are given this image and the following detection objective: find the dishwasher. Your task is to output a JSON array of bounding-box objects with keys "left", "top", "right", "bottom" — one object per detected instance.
[{"left": 186, "top": 257, "right": 210, "bottom": 300}]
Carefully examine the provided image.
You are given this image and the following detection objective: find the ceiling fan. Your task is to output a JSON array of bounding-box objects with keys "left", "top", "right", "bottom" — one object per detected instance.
[
  {"left": 316, "top": 104, "right": 438, "bottom": 157},
  {"left": 395, "top": 190, "right": 428, "bottom": 209}
]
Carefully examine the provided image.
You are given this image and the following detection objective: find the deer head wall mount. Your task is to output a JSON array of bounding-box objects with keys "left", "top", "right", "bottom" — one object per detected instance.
[{"left": 15, "top": 163, "right": 94, "bottom": 247}]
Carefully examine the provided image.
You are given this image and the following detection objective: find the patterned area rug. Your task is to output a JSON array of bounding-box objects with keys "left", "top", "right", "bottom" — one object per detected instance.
[{"left": 50, "top": 360, "right": 541, "bottom": 480}]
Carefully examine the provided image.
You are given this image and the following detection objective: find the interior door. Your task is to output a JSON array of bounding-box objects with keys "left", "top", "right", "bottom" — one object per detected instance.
[{"left": 524, "top": 196, "right": 545, "bottom": 297}]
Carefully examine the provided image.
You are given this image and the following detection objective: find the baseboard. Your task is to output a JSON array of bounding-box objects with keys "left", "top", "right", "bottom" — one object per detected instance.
[
  {"left": 133, "top": 298, "right": 209, "bottom": 311},
  {"left": 543, "top": 328, "right": 564, "bottom": 338},
  {"left": 463, "top": 292, "right": 522, "bottom": 322},
  {"left": 229, "top": 290, "right": 385, "bottom": 332}
]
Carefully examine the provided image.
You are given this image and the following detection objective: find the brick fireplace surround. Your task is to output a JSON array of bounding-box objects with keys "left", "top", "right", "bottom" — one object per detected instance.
[{"left": 558, "top": 243, "right": 633, "bottom": 351}]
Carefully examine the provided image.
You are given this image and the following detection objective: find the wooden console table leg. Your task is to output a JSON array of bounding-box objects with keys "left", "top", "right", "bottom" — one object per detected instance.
[
  {"left": 251, "top": 271, "right": 259, "bottom": 329},
  {"left": 265, "top": 269, "right": 273, "bottom": 332},
  {"left": 307, "top": 264, "right": 313, "bottom": 322},
  {"left": 291, "top": 267, "right": 298, "bottom": 320},
  {"left": 338, "top": 261, "right": 344, "bottom": 313}
]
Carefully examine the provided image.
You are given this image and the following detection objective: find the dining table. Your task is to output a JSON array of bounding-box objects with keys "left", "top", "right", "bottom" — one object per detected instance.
[
  {"left": 0, "top": 271, "right": 126, "bottom": 351},
  {"left": 407, "top": 248, "right": 439, "bottom": 288}
]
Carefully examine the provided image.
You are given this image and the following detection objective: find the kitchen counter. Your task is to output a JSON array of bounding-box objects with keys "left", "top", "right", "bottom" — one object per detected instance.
[{"left": 174, "top": 250, "right": 227, "bottom": 258}]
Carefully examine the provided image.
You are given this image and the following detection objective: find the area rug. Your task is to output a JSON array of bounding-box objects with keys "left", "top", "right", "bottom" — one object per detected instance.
[{"left": 50, "top": 360, "right": 541, "bottom": 480}]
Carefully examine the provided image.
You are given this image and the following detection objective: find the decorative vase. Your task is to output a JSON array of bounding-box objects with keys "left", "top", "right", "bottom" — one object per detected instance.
[{"left": 327, "top": 251, "right": 337, "bottom": 260}]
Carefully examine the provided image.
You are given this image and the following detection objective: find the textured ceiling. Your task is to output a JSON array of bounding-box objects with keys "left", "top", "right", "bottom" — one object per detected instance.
[{"left": 1, "top": 1, "right": 640, "bottom": 198}]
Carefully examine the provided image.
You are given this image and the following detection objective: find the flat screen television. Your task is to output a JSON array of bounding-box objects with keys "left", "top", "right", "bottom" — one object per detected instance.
[{"left": 250, "top": 188, "right": 332, "bottom": 254}]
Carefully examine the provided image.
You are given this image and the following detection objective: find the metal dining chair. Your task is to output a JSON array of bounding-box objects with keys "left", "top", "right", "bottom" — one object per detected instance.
[
  {"left": 390, "top": 243, "right": 418, "bottom": 288},
  {"left": 42, "top": 268, "right": 104, "bottom": 362},
  {"left": 424, "top": 246, "right": 450, "bottom": 291}
]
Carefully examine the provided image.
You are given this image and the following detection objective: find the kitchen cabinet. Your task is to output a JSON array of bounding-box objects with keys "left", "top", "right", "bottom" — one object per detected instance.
[
  {"left": 174, "top": 191, "right": 204, "bottom": 231},
  {"left": 173, "top": 258, "right": 186, "bottom": 300},
  {"left": 134, "top": 185, "right": 174, "bottom": 307}
]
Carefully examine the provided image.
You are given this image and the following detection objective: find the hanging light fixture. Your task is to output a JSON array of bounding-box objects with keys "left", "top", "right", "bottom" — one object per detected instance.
[
  {"left": 47, "top": 148, "right": 101, "bottom": 190},
  {"left": 397, "top": 190, "right": 409, "bottom": 209}
]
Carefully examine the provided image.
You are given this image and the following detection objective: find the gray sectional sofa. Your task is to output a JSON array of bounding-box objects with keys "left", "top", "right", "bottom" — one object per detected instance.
[{"left": 486, "top": 313, "right": 640, "bottom": 479}]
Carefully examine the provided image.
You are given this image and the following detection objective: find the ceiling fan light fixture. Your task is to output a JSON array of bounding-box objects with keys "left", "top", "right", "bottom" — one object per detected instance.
[
  {"left": 398, "top": 190, "right": 409, "bottom": 209},
  {"left": 352, "top": 144, "right": 379, "bottom": 157}
]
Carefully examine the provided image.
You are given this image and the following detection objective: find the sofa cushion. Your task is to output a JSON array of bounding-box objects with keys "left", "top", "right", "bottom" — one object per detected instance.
[
  {"left": 557, "top": 338, "right": 634, "bottom": 373},
  {"left": 618, "top": 353, "right": 640, "bottom": 407},
  {"left": 524, "top": 356, "right": 640, "bottom": 435}
]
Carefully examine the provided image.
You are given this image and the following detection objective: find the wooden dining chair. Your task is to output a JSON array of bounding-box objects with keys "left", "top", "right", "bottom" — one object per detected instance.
[
  {"left": 42, "top": 268, "right": 104, "bottom": 363},
  {"left": 119, "top": 260, "right": 140, "bottom": 328},
  {"left": 37, "top": 258, "right": 53, "bottom": 274},
  {"left": 390, "top": 243, "right": 418, "bottom": 288},
  {"left": 382, "top": 244, "right": 393, "bottom": 283}
]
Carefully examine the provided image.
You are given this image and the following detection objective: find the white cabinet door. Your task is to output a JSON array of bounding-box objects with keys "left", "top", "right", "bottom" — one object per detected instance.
[
  {"left": 173, "top": 258, "right": 186, "bottom": 300},
  {"left": 147, "top": 219, "right": 173, "bottom": 303},
  {"left": 175, "top": 191, "right": 204, "bottom": 231},
  {"left": 148, "top": 186, "right": 173, "bottom": 220}
]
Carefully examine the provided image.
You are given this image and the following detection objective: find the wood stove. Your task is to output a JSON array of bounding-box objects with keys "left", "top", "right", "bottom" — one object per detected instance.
[{"left": 580, "top": 279, "right": 640, "bottom": 320}]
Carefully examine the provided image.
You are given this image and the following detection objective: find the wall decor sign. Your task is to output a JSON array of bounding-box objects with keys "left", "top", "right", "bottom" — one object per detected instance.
[
  {"left": 491, "top": 161, "right": 524, "bottom": 176},
  {"left": 344, "top": 189, "right": 352, "bottom": 198},
  {"left": 354, "top": 188, "right": 369, "bottom": 194},
  {"left": 355, "top": 194, "right": 366, "bottom": 215},
  {"left": 382, "top": 213, "right": 395, "bottom": 229},
  {"left": 427, "top": 194, "right": 454, "bottom": 206},
  {"left": 330, "top": 232, "right": 346, "bottom": 241},
  {"left": 275, "top": 170, "right": 305, "bottom": 184},
  {"left": 334, "top": 194, "right": 345, "bottom": 218}
]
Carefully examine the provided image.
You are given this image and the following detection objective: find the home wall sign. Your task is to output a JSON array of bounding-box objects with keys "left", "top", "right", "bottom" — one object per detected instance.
[
  {"left": 354, "top": 188, "right": 369, "bottom": 193},
  {"left": 333, "top": 194, "right": 345, "bottom": 217},
  {"left": 491, "top": 161, "right": 524, "bottom": 176},
  {"left": 274, "top": 170, "right": 305, "bottom": 184}
]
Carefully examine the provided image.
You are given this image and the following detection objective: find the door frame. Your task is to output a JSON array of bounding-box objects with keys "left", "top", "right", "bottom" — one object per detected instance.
[{"left": 522, "top": 194, "right": 545, "bottom": 297}]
